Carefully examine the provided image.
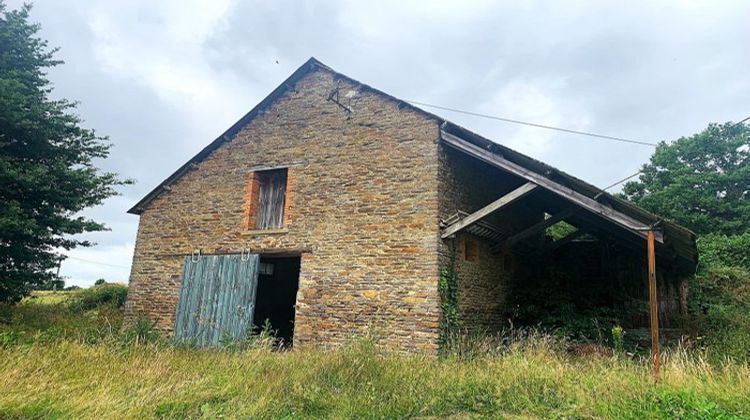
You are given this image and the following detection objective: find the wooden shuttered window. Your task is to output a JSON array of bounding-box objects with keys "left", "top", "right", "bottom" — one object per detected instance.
[{"left": 255, "top": 168, "right": 287, "bottom": 229}]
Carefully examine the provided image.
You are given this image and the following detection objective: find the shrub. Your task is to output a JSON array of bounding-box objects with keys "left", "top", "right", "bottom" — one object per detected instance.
[
  {"left": 690, "top": 234, "right": 750, "bottom": 361},
  {"left": 689, "top": 266, "right": 750, "bottom": 361},
  {"left": 0, "top": 330, "right": 23, "bottom": 347},
  {"left": 697, "top": 233, "right": 750, "bottom": 273},
  {"left": 690, "top": 233, "right": 750, "bottom": 361},
  {"left": 70, "top": 284, "right": 128, "bottom": 312}
]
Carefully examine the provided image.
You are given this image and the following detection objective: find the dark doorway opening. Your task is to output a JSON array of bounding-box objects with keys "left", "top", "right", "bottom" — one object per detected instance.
[{"left": 252, "top": 256, "right": 300, "bottom": 347}]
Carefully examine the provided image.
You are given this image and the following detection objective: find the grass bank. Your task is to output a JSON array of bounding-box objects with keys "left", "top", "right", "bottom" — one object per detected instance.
[{"left": 1, "top": 290, "right": 749, "bottom": 418}]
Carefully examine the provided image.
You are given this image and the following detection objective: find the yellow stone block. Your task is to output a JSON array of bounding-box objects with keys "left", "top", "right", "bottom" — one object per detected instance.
[{"left": 362, "top": 290, "right": 378, "bottom": 299}]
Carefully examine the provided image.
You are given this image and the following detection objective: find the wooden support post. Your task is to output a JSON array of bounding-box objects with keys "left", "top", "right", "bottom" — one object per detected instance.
[{"left": 647, "top": 229, "right": 660, "bottom": 381}]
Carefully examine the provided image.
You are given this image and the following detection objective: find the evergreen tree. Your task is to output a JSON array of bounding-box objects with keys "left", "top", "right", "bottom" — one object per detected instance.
[{"left": 0, "top": 2, "right": 129, "bottom": 302}]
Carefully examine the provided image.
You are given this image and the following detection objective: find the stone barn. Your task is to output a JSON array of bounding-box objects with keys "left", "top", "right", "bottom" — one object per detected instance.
[{"left": 124, "top": 58, "right": 697, "bottom": 352}]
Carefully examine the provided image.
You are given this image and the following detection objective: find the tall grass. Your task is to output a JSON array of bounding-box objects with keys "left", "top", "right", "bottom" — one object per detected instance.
[
  {"left": 1, "top": 334, "right": 748, "bottom": 418},
  {"left": 1, "top": 291, "right": 749, "bottom": 418},
  {"left": 0, "top": 287, "right": 125, "bottom": 346}
]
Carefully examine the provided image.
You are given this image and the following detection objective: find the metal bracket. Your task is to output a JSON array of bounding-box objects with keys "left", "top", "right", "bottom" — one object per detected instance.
[{"left": 327, "top": 83, "right": 353, "bottom": 114}]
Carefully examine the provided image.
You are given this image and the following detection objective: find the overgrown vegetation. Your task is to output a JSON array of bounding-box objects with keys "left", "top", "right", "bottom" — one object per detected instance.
[
  {"left": 617, "top": 120, "right": 750, "bottom": 363},
  {"left": 504, "top": 264, "right": 630, "bottom": 343},
  {"left": 1, "top": 290, "right": 749, "bottom": 418},
  {"left": 501, "top": 239, "right": 642, "bottom": 347},
  {"left": 688, "top": 233, "right": 750, "bottom": 362},
  {"left": 0, "top": 284, "right": 129, "bottom": 346},
  {"left": 697, "top": 233, "right": 750, "bottom": 272},
  {"left": 438, "top": 250, "right": 461, "bottom": 351},
  {"left": 500, "top": 233, "right": 750, "bottom": 361}
]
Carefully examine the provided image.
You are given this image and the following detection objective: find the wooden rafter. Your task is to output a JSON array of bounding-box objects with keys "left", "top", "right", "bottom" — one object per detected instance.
[
  {"left": 506, "top": 207, "right": 577, "bottom": 246},
  {"left": 543, "top": 227, "right": 591, "bottom": 253},
  {"left": 441, "top": 182, "right": 538, "bottom": 239},
  {"left": 441, "top": 130, "right": 664, "bottom": 243}
]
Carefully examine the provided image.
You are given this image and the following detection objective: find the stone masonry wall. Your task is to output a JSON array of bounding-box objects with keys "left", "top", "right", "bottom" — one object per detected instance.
[
  {"left": 437, "top": 147, "right": 539, "bottom": 334},
  {"left": 124, "top": 69, "right": 442, "bottom": 352}
]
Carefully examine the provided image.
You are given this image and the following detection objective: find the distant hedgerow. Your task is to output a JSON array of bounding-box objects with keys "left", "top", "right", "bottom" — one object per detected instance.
[{"left": 70, "top": 284, "right": 128, "bottom": 312}]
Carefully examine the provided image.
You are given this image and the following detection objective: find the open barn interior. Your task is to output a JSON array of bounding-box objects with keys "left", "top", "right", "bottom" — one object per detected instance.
[{"left": 439, "top": 122, "right": 697, "bottom": 342}]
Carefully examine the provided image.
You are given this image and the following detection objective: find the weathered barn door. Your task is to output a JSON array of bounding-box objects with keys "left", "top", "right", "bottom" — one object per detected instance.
[{"left": 173, "top": 254, "right": 260, "bottom": 346}]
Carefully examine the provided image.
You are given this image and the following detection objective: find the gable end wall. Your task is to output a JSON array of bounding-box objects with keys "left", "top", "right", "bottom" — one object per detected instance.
[{"left": 124, "top": 69, "right": 442, "bottom": 352}]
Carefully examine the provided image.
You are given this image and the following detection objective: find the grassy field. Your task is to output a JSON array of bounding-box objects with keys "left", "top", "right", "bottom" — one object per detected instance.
[{"left": 1, "top": 290, "right": 749, "bottom": 419}]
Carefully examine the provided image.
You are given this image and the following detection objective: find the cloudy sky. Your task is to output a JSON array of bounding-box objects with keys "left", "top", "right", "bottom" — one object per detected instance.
[{"left": 10, "top": 0, "right": 749, "bottom": 286}]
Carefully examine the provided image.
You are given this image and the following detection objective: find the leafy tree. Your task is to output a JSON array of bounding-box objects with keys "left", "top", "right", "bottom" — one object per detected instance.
[
  {"left": 622, "top": 122, "right": 750, "bottom": 235},
  {"left": 0, "top": 2, "right": 129, "bottom": 303}
]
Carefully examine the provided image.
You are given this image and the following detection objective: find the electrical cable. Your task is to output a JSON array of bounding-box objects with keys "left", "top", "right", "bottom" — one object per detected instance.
[
  {"left": 63, "top": 255, "right": 129, "bottom": 269},
  {"left": 405, "top": 99, "right": 658, "bottom": 147}
]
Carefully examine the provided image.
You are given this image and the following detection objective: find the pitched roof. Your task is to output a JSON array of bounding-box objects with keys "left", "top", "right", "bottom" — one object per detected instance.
[{"left": 128, "top": 57, "right": 696, "bottom": 268}]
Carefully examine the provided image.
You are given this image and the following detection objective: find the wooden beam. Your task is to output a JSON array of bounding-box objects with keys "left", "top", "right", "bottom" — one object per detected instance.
[
  {"left": 159, "top": 247, "right": 313, "bottom": 258},
  {"left": 567, "top": 213, "right": 647, "bottom": 252},
  {"left": 441, "top": 182, "right": 537, "bottom": 239},
  {"left": 543, "top": 226, "right": 590, "bottom": 253},
  {"left": 648, "top": 230, "right": 661, "bottom": 381},
  {"left": 441, "top": 130, "right": 664, "bottom": 243},
  {"left": 507, "top": 207, "right": 577, "bottom": 246}
]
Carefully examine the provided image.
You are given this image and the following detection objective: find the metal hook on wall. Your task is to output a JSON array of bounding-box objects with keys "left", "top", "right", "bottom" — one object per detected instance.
[
  {"left": 240, "top": 249, "right": 250, "bottom": 261},
  {"left": 191, "top": 250, "right": 201, "bottom": 263},
  {"left": 327, "top": 81, "right": 353, "bottom": 114}
]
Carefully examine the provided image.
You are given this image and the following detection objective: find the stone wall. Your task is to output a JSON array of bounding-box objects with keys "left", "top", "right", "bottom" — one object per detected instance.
[
  {"left": 437, "top": 147, "right": 539, "bottom": 334},
  {"left": 125, "top": 69, "right": 442, "bottom": 352}
]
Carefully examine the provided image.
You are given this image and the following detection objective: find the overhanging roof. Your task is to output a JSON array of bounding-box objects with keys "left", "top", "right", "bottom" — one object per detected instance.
[{"left": 440, "top": 122, "right": 697, "bottom": 269}]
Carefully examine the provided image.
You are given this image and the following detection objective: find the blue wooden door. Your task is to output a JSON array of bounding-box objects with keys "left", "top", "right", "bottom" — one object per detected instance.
[{"left": 173, "top": 254, "right": 260, "bottom": 346}]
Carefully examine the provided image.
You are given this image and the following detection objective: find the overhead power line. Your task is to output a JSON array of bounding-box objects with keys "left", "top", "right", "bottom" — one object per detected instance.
[
  {"left": 602, "top": 171, "right": 642, "bottom": 191},
  {"left": 599, "top": 114, "right": 750, "bottom": 192},
  {"left": 732, "top": 115, "right": 750, "bottom": 127},
  {"left": 64, "top": 255, "right": 129, "bottom": 270},
  {"left": 405, "top": 100, "right": 658, "bottom": 147}
]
